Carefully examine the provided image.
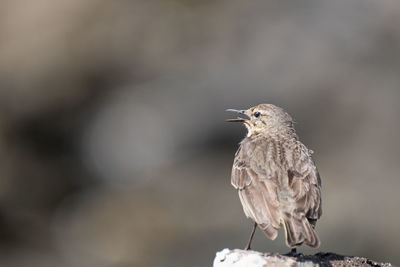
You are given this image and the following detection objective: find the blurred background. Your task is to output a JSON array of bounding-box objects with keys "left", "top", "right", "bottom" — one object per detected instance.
[{"left": 0, "top": 0, "right": 399, "bottom": 266}]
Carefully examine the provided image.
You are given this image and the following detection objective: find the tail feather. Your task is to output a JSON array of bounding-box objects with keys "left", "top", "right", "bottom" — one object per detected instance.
[{"left": 283, "top": 216, "right": 320, "bottom": 248}]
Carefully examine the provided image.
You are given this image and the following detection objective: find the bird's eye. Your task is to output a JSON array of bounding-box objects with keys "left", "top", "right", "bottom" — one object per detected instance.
[{"left": 254, "top": 112, "right": 261, "bottom": 118}]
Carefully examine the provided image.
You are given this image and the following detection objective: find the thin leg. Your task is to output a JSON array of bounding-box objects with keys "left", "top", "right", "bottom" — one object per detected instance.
[
  {"left": 245, "top": 222, "right": 257, "bottom": 250},
  {"left": 284, "top": 248, "right": 303, "bottom": 257}
]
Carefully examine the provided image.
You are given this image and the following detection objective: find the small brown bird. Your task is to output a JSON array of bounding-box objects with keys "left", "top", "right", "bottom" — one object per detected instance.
[{"left": 226, "top": 104, "right": 322, "bottom": 254}]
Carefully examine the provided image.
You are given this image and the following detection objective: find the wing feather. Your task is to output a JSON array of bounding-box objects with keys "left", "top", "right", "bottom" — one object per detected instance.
[
  {"left": 231, "top": 137, "right": 322, "bottom": 243},
  {"left": 286, "top": 143, "right": 322, "bottom": 221},
  {"left": 231, "top": 140, "right": 281, "bottom": 239}
]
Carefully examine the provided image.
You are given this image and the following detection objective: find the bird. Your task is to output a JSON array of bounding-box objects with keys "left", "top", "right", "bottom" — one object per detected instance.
[{"left": 226, "top": 104, "right": 322, "bottom": 254}]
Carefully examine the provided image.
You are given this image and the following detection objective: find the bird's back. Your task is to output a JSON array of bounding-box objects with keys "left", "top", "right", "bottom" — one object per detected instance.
[{"left": 231, "top": 133, "right": 322, "bottom": 248}]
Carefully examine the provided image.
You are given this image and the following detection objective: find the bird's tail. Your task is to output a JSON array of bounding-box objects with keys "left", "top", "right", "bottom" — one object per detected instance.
[{"left": 282, "top": 215, "right": 320, "bottom": 248}]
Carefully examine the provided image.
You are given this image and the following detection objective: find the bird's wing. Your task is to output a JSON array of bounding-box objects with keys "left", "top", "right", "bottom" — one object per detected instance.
[
  {"left": 286, "top": 143, "right": 322, "bottom": 221},
  {"left": 231, "top": 139, "right": 280, "bottom": 191},
  {"left": 231, "top": 145, "right": 252, "bottom": 190},
  {"left": 231, "top": 140, "right": 281, "bottom": 239}
]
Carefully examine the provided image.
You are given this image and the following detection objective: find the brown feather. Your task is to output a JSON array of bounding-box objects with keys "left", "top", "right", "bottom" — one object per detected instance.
[{"left": 229, "top": 104, "right": 322, "bottom": 248}]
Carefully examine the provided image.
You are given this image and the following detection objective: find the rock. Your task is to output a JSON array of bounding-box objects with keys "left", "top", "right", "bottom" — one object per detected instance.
[{"left": 213, "top": 249, "right": 395, "bottom": 267}]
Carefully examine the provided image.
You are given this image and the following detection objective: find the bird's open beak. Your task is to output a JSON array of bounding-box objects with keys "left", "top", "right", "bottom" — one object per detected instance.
[{"left": 225, "top": 109, "right": 250, "bottom": 122}]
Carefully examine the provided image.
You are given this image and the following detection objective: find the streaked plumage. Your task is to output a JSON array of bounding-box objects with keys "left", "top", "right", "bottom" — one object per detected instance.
[{"left": 227, "top": 104, "right": 322, "bottom": 249}]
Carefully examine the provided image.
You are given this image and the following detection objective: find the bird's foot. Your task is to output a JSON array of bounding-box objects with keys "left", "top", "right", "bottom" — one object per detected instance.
[{"left": 284, "top": 248, "right": 303, "bottom": 258}]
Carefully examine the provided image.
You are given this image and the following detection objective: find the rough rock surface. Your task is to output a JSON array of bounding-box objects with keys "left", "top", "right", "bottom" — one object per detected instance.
[{"left": 213, "top": 249, "right": 395, "bottom": 267}]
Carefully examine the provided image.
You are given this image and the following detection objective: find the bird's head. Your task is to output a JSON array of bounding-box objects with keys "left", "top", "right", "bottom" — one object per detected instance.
[{"left": 226, "top": 104, "right": 294, "bottom": 136}]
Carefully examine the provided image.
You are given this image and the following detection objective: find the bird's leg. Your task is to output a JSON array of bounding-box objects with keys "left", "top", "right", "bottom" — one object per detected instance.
[
  {"left": 244, "top": 222, "right": 257, "bottom": 250},
  {"left": 284, "top": 248, "right": 296, "bottom": 256},
  {"left": 284, "top": 248, "right": 303, "bottom": 257}
]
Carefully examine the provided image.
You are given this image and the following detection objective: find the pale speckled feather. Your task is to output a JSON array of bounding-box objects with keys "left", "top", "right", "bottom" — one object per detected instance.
[{"left": 230, "top": 104, "right": 322, "bottom": 248}]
